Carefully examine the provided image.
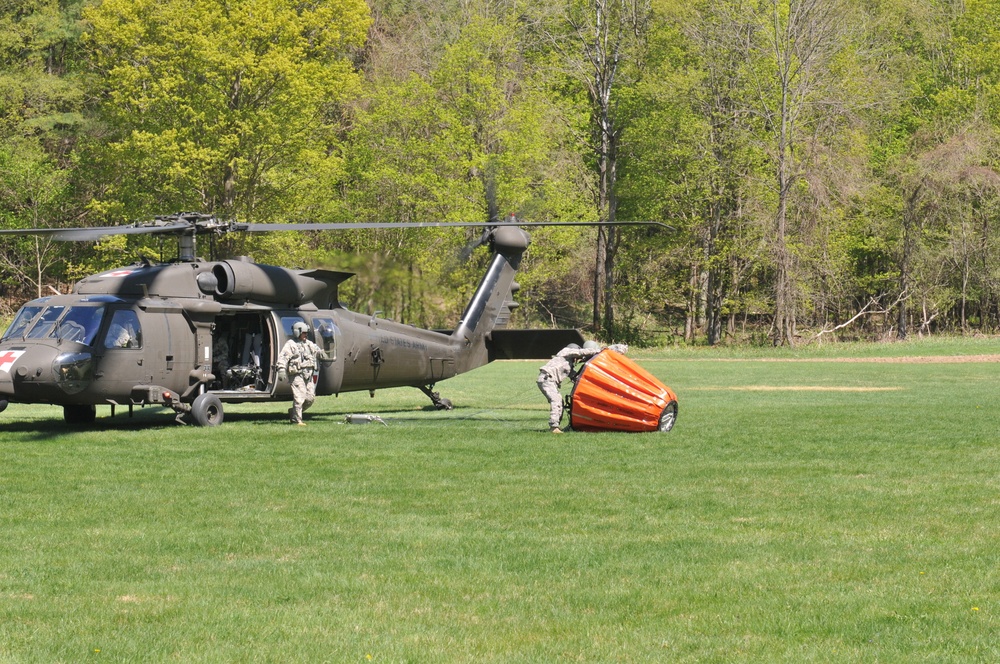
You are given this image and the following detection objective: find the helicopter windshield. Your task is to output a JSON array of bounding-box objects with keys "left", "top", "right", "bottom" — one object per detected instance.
[
  {"left": 2, "top": 301, "right": 48, "bottom": 341},
  {"left": 54, "top": 306, "right": 107, "bottom": 345},
  {"left": 6, "top": 304, "right": 107, "bottom": 346},
  {"left": 24, "top": 306, "right": 65, "bottom": 339}
]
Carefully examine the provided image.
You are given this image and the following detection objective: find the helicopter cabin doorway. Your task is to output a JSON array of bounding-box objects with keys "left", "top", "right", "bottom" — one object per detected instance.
[{"left": 210, "top": 313, "right": 272, "bottom": 394}]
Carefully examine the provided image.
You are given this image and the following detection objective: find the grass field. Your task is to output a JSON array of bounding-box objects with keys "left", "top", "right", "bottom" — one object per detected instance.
[{"left": 1, "top": 337, "right": 999, "bottom": 662}]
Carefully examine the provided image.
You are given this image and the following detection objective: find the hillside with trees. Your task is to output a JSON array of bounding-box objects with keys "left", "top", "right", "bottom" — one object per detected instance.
[{"left": 2, "top": 0, "right": 999, "bottom": 346}]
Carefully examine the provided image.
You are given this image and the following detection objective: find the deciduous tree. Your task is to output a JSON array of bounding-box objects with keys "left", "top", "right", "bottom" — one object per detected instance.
[
  {"left": 82, "top": 0, "right": 370, "bottom": 231},
  {"left": 561, "top": 0, "right": 652, "bottom": 335}
]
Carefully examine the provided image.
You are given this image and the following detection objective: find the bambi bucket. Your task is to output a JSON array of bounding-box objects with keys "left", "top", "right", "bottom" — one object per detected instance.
[{"left": 569, "top": 349, "right": 678, "bottom": 432}]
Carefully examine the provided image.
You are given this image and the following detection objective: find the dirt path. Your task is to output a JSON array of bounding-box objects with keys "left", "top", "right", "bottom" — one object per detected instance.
[
  {"left": 756, "top": 354, "right": 1000, "bottom": 363},
  {"left": 652, "top": 354, "right": 1000, "bottom": 364}
]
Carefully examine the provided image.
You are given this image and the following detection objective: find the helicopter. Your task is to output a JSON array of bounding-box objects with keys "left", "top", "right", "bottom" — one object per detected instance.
[{"left": 0, "top": 213, "right": 666, "bottom": 427}]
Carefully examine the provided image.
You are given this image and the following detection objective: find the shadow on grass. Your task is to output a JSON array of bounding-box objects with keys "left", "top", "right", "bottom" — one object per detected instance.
[{"left": 2, "top": 403, "right": 495, "bottom": 436}]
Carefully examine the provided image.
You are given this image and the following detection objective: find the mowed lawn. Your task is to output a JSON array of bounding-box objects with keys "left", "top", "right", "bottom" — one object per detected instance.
[{"left": 1, "top": 338, "right": 999, "bottom": 662}]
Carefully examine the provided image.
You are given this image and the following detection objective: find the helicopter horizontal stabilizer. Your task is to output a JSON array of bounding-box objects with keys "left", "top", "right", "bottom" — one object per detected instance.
[
  {"left": 486, "top": 329, "right": 586, "bottom": 361},
  {"left": 297, "top": 268, "right": 355, "bottom": 285}
]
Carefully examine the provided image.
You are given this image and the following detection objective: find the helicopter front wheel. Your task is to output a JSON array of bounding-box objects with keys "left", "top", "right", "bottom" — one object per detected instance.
[{"left": 191, "top": 393, "right": 224, "bottom": 427}]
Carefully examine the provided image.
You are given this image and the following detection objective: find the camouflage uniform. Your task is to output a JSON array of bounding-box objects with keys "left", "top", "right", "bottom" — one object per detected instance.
[
  {"left": 277, "top": 331, "right": 323, "bottom": 424},
  {"left": 536, "top": 345, "right": 602, "bottom": 432}
]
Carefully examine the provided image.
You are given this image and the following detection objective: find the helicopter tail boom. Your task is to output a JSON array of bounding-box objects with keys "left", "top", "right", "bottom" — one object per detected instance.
[{"left": 451, "top": 226, "right": 529, "bottom": 373}]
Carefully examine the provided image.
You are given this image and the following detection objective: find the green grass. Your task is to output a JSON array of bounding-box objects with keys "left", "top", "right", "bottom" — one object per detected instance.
[
  {"left": 2, "top": 337, "right": 999, "bottom": 662},
  {"left": 640, "top": 332, "right": 1000, "bottom": 360}
]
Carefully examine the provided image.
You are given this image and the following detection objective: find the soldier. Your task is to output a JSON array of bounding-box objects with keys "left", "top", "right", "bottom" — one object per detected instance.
[
  {"left": 212, "top": 335, "right": 231, "bottom": 388},
  {"left": 276, "top": 321, "right": 324, "bottom": 425},
  {"left": 537, "top": 340, "right": 626, "bottom": 433},
  {"left": 106, "top": 321, "right": 137, "bottom": 348}
]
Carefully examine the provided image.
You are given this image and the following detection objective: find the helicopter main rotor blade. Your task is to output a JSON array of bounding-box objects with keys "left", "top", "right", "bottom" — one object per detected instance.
[
  {"left": 0, "top": 223, "right": 192, "bottom": 241},
  {"left": 235, "top": 220, "right": 674, "bottom": 232},
  {"left": 0, "top": 218, "right": 673, "bottom": 242}
]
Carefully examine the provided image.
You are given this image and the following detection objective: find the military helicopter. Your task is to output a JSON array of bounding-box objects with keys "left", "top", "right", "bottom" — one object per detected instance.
[{"left": 0, "top": 213, "right": 665, "bottom": 426}]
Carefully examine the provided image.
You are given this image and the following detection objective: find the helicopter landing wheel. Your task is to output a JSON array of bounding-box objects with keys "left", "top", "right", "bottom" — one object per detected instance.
[
  {"left": 64, "top": 404, "right": 96, "bottom": 425},
  {"left": 418, "top": 385, "right": 453, "bottom": 411},
  {"left": 191, "top": 393, "right": 224, "bottom": 427}
]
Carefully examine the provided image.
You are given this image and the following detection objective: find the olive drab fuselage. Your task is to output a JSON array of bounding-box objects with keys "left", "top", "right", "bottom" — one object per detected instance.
[{"left": 0, "top": 226, "right": 583, "bottom": 425}]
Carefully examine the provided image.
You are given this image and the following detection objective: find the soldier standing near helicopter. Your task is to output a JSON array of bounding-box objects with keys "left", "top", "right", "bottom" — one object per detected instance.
[{"left": 276, "top": 321, "right": 324, "bottom": 425}]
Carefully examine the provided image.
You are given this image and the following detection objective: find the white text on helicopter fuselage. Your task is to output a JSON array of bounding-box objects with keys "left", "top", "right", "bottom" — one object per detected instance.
[{"left": 379, "top": 336, "right": 428, "bottom": 351}]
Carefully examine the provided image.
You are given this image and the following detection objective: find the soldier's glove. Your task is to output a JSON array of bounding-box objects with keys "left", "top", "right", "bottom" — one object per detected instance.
[
  {"left": 277, "top": 368, "right": 287, "bottom": 382},
  {"left": 610, "top": 344, "right": 628, "bottom": 354}
]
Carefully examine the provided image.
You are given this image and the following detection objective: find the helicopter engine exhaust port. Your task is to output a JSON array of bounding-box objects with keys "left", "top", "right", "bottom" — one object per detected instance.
[
  {"left": 210, "top": 260, "right": 281, "bottom": 301},
  {"left": 205, "top": 260, "right": 332, "bottom": 305}
]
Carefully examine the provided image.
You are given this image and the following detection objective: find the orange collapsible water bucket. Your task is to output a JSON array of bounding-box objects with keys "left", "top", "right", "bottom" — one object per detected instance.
[{"left": 569, "top": 349, "right": 678, "bottom": 432}]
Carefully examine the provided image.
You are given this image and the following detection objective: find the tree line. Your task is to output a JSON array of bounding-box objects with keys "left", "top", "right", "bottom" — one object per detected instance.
[{"left": 2, "top": 0, "right": 999, "bottom": 346}]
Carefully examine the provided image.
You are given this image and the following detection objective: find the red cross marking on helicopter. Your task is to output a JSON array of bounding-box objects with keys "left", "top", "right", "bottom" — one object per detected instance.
[{"left": 0, "top": 350, "right": 25, "bottom": 373}]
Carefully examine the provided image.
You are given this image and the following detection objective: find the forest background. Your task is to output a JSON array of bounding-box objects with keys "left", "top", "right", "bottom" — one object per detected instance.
[{"left": 2, "top": 0, "right": 1000, "bottom": 347}]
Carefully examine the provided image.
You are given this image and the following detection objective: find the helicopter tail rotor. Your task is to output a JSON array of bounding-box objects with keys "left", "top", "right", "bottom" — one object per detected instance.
[{"left": 459, "top": 227, "right": 492, "bottom": 262}]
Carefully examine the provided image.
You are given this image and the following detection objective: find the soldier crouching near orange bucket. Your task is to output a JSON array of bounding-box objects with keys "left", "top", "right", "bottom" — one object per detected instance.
[{"left": 537, "top": 341, "right": 626, "bottom": 433}]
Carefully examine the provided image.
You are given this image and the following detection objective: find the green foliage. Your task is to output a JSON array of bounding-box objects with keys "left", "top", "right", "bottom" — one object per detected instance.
[
  {"left": 0, "top": 1, "right": 93, "bottom": 298},
  {"left": 343, "top": 13, "right": 592, "bottom": 326},
  {"left": 6, "top": 0, "right": 1000, "bottom": 340},
  {"left": 80, "top": 0, "right": 370, "bottom": 225}
]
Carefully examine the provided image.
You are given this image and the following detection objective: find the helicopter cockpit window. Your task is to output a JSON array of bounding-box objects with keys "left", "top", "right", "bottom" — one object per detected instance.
[
  {"left": 55, "top": 306, "right": 106, "bottom": 345},
  {"left": 2, "top": 302, "right": 47, "bottom": 341},
  {"left": 280, "top": 316, "right": 305, "bottom": 339},
  {"left": 313, "top": 317, "right": 337, "bottom": 358},
  {"left": 104, "top": 310, "right": 142, "bottom": 349},
  {"left": 25, "top": 306, "right": 65, "bottom": 339}
]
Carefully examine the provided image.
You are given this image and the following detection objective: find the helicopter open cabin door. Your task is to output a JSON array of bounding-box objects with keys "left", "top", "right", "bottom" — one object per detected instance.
[{"left": 209, "top": 312, "right": 274, "bottom": 395}]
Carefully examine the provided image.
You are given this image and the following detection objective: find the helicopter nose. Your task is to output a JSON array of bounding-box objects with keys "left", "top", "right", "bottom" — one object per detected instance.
[
  {"left": 0, "top": 348, "right": 25, "bottom": 399},
  {"left": 0, "top": 346, "right": 95, "bottom": 401},
  {"left": 52, "top": 352, "right": 95, "bottom": 395}
]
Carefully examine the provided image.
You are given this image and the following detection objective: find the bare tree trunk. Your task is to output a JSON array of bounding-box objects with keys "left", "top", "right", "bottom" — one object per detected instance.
[
  {"left": 754, "top": 0, "right": 848, "bottom": 346},
  {"left": 567, "top": 0, "right": 650, "bottom": 337},
  {"left": 770, "top": 2, "right": 796, "bottom": 347},
  {"left": 897, "top": 187, "right": 920, "bottom": 340},
  {"left": 593, "top": 227, "right": 606, "bottom": 331},
  {"left": 36, "top": 240, "right": 44, "bottom": 299},
  {"left": 685, "top": 262, "right": 698, "bottom": 343},
  {"left": 705, "top": 196, "right": 726, "bottom": 345}
]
